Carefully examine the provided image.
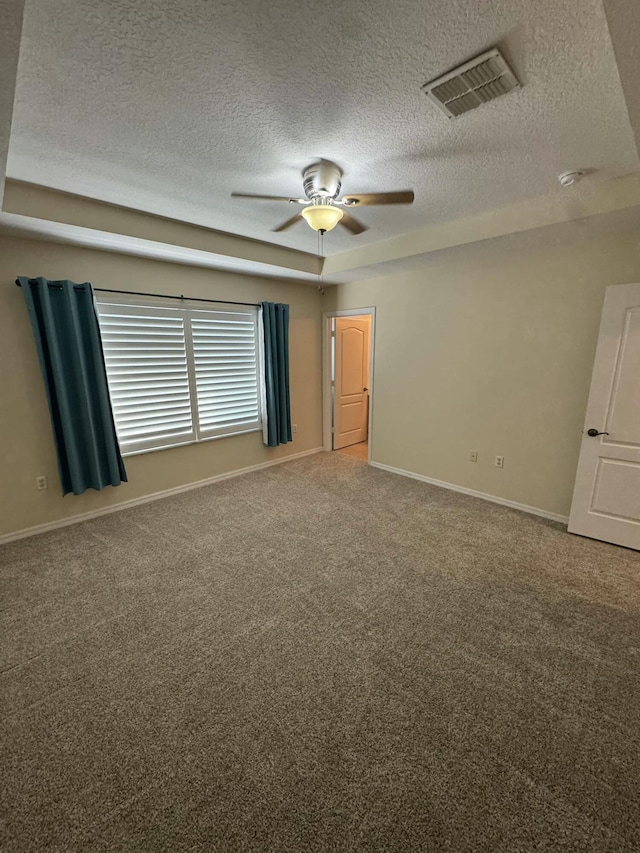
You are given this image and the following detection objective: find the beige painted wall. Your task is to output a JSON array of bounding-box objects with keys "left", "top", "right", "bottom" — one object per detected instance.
[
  {"left": 3, "top": 224, "right": 639, "bottom": 535},
  {"left": 336, "top": 229, "right": 640, "bottom": 517},
  {"left": 0, "top": 235, "right": 331, "bottom": 537}
]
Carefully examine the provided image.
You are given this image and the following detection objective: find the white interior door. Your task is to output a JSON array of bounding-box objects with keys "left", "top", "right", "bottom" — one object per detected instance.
[
  {"left": 568, "top": 283, "right": 640, "bottom": 550},
  {"left": 334, "top": 317, "right": 370, "bottom": 450}
]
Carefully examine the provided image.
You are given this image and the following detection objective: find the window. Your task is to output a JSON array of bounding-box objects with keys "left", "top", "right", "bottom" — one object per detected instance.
[{"left": 97, "top": 300, "right": 262, "bottom": 455}]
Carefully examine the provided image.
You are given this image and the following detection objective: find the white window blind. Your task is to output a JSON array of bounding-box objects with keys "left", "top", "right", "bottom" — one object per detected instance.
[
  {"left": 191, "top": 310, "right": 261, "bottom": 438},
  {"left": 97, "top": 300, "right": 261, "bottom": 455}
]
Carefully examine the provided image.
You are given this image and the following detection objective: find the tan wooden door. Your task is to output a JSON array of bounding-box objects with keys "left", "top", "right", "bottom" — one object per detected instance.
[
  {"left": 568, "top": 283, "right": 640, "bottom": 550},
  {"left": 334, "top": 317, "right": 370, "bottom": 450}
]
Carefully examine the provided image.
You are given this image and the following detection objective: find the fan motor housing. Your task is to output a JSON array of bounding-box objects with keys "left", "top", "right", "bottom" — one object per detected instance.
[{"left": 303, "top": 160, "right": 343, "bottom": 200}]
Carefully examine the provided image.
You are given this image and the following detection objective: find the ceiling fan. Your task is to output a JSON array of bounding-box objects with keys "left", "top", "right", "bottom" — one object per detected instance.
[{"left": 231, "top": 160, "right": 414, "bottom": 235}]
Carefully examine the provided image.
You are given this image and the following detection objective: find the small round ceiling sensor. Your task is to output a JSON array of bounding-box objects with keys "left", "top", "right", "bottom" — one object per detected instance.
[{"left": 558, "top": 170, "right": 585, "bottom": 187}]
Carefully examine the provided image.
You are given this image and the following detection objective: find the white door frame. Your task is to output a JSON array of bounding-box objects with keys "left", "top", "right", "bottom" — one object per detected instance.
[{"left": 322, "top": 307, "right": 376, "bottom": 462}]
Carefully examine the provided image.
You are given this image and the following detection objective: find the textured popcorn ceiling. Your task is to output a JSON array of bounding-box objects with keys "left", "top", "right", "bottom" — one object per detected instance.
[{"left": 7, "top": 0, "right": 639, "bottom": 256}]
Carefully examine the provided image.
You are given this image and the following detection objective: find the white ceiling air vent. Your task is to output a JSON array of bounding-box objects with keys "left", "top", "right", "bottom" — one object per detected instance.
[{"left": 422, "top": 48, "right": 519, "bottom": 119}]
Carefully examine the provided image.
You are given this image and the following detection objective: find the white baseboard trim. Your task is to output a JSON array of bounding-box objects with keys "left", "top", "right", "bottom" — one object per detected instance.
[
  {"left": 0, "top": 447, "right": 324, "bottom": 545},
  {"left": 369, "top": 461, "right": 569, "bottom": 525}
]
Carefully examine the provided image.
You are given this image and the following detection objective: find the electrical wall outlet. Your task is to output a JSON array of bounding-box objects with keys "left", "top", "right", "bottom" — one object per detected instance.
[
  {"left": 36, "top": 475, "right": 47, "bottom": 490},
  {"left": 495, "top": 456, "right": 504, "bottom": 468},
  {"left": 292, "top": 424, "right": 298, "bottom": 433},
  {"left": 469, "top": 451, "right": 478, "bottom": 463}
]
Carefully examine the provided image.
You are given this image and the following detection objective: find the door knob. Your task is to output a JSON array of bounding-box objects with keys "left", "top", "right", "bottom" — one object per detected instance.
[
  {"left": 586, "top": 428, "right": 609, "bottom": 437},
  {"left": 363, "top": 387, "right": 369, "bottom": 392}
]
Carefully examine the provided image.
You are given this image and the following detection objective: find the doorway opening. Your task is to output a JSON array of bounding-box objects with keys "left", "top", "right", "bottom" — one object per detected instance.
[{"left": 322, "top": 308, "right": 375, "bottom": 463}]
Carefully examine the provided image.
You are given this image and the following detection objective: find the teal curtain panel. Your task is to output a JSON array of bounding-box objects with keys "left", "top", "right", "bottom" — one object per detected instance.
[
  {"left": 17, "top": 277, "right": 127, "bottom": 496},
  {"left": 261, "top": 302, "right": 292, "bottom": 447}
]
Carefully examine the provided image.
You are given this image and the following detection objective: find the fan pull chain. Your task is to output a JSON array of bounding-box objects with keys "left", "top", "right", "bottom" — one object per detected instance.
[{"left": 317, "top": 230, "right": 325, "bottom": 293}]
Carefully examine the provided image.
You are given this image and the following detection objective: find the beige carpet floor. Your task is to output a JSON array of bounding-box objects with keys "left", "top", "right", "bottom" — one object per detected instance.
[{"left": 1, "top": 452, "right": 639, "bottom": 852}]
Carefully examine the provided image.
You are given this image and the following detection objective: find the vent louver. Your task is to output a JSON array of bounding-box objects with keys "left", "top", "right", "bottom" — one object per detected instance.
[{"left": 422, "top": 48, "right": 519, "bottom": 118}]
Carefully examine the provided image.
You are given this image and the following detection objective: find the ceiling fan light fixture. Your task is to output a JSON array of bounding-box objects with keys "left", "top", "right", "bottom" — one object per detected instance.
[
  {"left": 232, "top": 160, "right": 413, "bottom": 235},
  {"left": 301, "top": 204, "right": 344, "bottom": 232}
]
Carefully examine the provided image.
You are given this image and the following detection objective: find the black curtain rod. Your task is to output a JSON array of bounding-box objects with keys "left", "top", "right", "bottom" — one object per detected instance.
[
  {"left": 15, "top": 280, "right": 261, "bottom": 308},
  {"left": 95, "top": 287, "right": 261, "bottom": 308}
]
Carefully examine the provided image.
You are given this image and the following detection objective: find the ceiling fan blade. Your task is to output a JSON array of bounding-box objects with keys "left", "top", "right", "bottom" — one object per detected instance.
[
  {"left": 339, "top": 211, "right": 368, "bottom": 235},
  {"left": 231, "top": 192, "right": 307, "bottom": 204},
  {"left": 340, "top": 190, "right": 415, "bottom": 207},
  {"left": 272, "top": 213, "right": 304, "bottom": 232}
]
